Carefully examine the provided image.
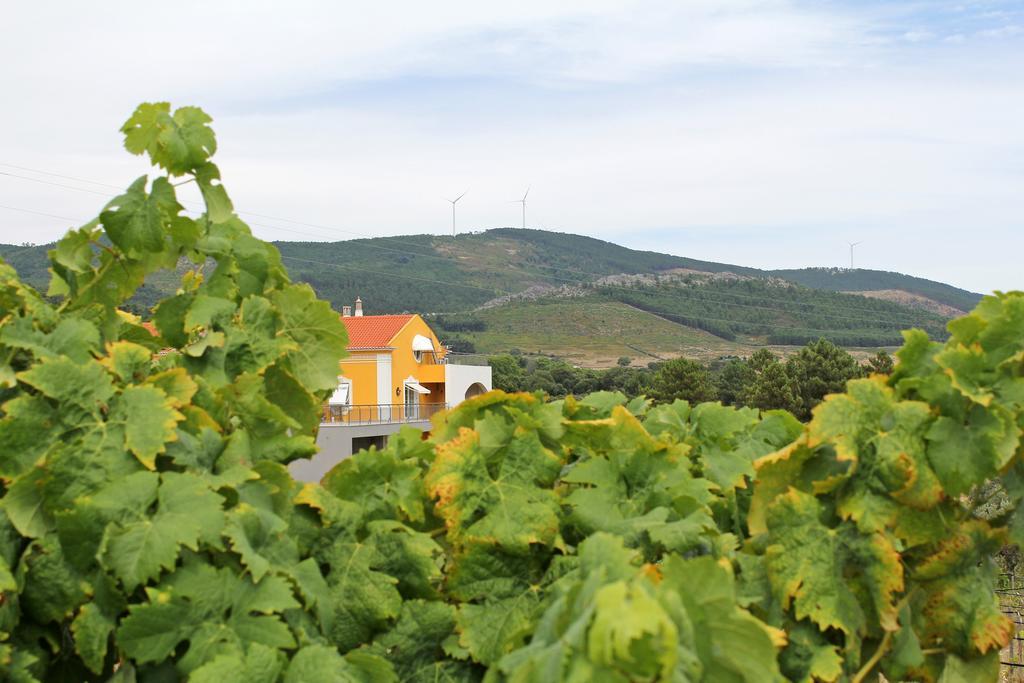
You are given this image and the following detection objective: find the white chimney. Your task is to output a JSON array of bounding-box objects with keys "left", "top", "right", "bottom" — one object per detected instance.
[
  {"left": 342, "top": 305, "right": 352, "bottom": 317},
  {"left": 354, "top": 297, "right": 363, "bottom": 317}
]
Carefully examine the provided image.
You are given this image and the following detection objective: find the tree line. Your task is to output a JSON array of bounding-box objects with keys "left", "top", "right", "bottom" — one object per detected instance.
[{"left": 488, "top": 339, "right": 893, "bottom": 421}]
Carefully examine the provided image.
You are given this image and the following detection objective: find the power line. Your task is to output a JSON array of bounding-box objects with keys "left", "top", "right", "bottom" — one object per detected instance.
[
  {"left": 0, "top": 204, "right": 82, "bottom": 223},
  {"left": 0, "top": 163, "right": 444, "bottom": 253},
  {"left": 0, "top": 165, "right": 944, "bottom": 325},
  {"left": 0, "top": 163, "right": 123, "bottom": 190},
  {"left": 0, "top": 170, "right": 116, "bottom": 198}
]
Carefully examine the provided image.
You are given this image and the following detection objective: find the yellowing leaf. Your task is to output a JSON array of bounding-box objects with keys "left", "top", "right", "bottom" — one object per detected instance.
[
  {"left": 763, "top": 489, "right": 903, "bottom": 636},
  {"left": 427, "top": 426, "right": 562, "bottom": 552},
  {"left": 110, "top": 385, "right": 183, "bottom": 468},
  {"left": 100, "top": 340, "right": 154, "bottom": 383}
]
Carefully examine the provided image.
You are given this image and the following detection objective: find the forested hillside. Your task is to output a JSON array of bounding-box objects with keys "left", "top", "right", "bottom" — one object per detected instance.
[
  {"left": 770, "top": 266, "right": 982, "bottom": 312},
  {"left": 0, "top": 228, "right": 974, "bottom": 353}
]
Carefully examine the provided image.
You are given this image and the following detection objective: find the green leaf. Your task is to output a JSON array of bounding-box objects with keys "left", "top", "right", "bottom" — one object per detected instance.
[
  {"left": 0, "top": 643, "right": 41, "bottom": 683},
  {"left": 20, "top": 537, "right": 90, "bottom": 624},
  {"left": 224, "top": 503, "right": 296, "bottom": 583},
  {"left": 0, "top": 315, "right": 100, "bottom": 363},
  {"left": 189, "top": 643, "right": 283, "bottom": 683},
  {"left": 447, "top": 543, "right": 567, "bottom": 667},
  {"left": 778, "top": 622, "right": 843, "bottom": 683},
  {"left": 925, "top": 405, "right": 1019, "bottom": 496},
  {"left": 936, "top": 652, "right": 999, "bottom": 682},
  {"left": 662, "top": 555, "right": 785, "bottom": 683},
  {"left": 563, "top": 408, "right": 713, "bottom": 550},
  {"left": 166, "top": 106, "right": 218, "bottom": 172},
  {"left": 364, "top": 520, "right": 444, "bottom": 599},
  {"left": 121, "top": 102, "right": 170, "bottom": 158},
  {"left": 574, "top": 390, "right": 628, "bottom": 418},
  {"left": 102, "top": 473, "right": 224, "bottom": 590},
  {"left": 194, "top": 162, "right": 234, "bottom": 223},
  {"left": 321, "top": 446, "right": 426, "bottom": 525},
  {"left": 0, "top": 395, "right": 59, "bottom": 479},
  {"left": 16, "top": 356, "right": 114, "bottom": 416},
  {"left": 185, "top": 294, "right": 237, "bottom": 331},
  {"left": 121, "top": 102, "right": 217, "bottom": 175},
  {"left": 883, "top": 603, "right": 925, "bottom": 680},
  {"left": 100, "top": 176, "right": 182, "bottom": 256},
  {"left": 317, "top": 541, "right": 402, "bottom": 651},
  {"left": 109, "top": 385, "right": 183, "bottom": 469},
  {"left": 2, "top": 466, "right": 51, "bottom": 537},
  {"left": 457, "top": 590, "right": 545, "bottom": 666},
  {"left": 272, "top": 285, "right": 349, "bottom": 393},
  {"left": 284, "top": 645, "right": 397, "bottom": 683},
  {"left": 115, "top": 596, "right": 192, "bottom": 664},
  {"left": 49, "top": 223, "right": 100, "bottom": 273},
  {"left": 72, "top": 602, "right": 117, "bottom": 674},
  {"left": 152, "top": 292, "right": 192, "bottom": 348},
  {"left": 144, "top": 368, "right": 198, "bottom": 408},
  {"left": 367, "top": 600, "right": 472, "bottom": 682},
  {"left": 587, "top": 580, "right": 681, "bottom": 680},
  {"left": 223, "top": 296, "right": 292, "bottom": 379},
  {"left": 689, "top": 405, "right": 801, "bottom": 494},
  {"left": 117, "top": 563, "right": 299, "bottom": 673}
]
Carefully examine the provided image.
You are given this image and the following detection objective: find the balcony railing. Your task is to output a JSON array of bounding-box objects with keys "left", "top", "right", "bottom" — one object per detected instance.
[
  {"left": 443, "top": 353, "right": 490, "bottom": 366},
  {"left": 321, "top": 403, "right": 449, "bottom": 426}
]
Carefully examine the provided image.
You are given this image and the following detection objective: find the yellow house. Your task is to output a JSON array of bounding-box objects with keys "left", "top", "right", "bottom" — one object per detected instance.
[{"left": 289, "top": 298, "right": 492, "bottom": 482}]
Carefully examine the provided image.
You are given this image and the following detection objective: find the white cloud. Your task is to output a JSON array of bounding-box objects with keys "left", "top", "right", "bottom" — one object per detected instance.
[
  {"left": 902, "top": 30, "right": 934, "bottom": 42},
  {"left": 977, "top": 24, "right": 1022, "bottom": 38}
]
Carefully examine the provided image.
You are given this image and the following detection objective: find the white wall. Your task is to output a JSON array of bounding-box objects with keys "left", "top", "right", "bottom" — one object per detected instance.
[
  {"left": 289, "top": 421, "right": 431, "bottom": 482},
  {"left": 445, "top": 364, "right": 492, "bottom": 407}
]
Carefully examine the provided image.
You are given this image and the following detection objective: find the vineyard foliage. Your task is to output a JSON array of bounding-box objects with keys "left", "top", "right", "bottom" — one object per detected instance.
[{"left": 1, "top": 104, "right": 1023, "bottom": 682}]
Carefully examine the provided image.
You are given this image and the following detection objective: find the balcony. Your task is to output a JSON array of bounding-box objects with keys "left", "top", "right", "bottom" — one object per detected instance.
[
  {"left": 321, "top": 403, "right": 449, "bottom": 426},
  {"left": 442, "top": 353, "right": 490, "bottom": 366}
]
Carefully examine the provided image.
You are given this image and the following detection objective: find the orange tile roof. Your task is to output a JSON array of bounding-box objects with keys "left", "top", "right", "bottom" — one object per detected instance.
[{"left": 341, "top": 314, "right": 414, "bottom": 349}]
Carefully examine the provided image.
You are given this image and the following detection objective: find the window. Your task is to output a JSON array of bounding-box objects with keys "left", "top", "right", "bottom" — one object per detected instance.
[
  {"left": 412, "top": 334, "right": 433, "bottom": 364},
  {"left": 404, "top": 385, "right": 418, "bottom": 419},
  {"left": 403, "top": 379, "right": 430, "bottom": 420},
  {"left": 327, "top": 378, "right": 351, "bottom": 422}
]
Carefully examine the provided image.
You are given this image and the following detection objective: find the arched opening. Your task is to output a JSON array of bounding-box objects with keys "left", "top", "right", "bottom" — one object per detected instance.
[{"left": 465, "top": 382, "right": 487, "bottom": 400}]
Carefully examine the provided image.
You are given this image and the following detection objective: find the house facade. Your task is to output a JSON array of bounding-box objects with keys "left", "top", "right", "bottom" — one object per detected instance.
[{"left": 289, "top": 299, "right": 491, "bottom": 481}]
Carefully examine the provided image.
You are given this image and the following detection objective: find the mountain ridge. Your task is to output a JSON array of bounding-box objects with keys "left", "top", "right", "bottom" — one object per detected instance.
[
  {"left": 0, "top": 227, "right": 981, "bottom": 312},
  {"left": 0, "top": 228, "right": 982, "bottom": 364}
]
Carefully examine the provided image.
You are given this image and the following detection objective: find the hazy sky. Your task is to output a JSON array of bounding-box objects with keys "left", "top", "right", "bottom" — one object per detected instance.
[{"left": 2, "top": 1, "right": 1021, "bottom": 293}]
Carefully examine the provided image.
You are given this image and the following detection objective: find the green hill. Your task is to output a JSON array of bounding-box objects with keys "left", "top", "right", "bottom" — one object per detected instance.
[
  {"left": 0, "top": 228, "right": 980, "bottom": 362},
  {"left": 768, "top": 267, "right": 982, "bottom": 313}
]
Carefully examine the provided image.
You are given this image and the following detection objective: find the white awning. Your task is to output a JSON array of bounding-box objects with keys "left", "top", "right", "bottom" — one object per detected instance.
[
  {"left": 404, "top": 380, "right": 430, "bottom": 395},
  {"left": 412, "top": 334, "right": 434, "bottom": 352},
  {"left": 328, "top": 382, "right": 350, "bottom": 405}
]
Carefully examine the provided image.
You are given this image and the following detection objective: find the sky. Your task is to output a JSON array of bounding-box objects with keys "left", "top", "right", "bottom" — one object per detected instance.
[{"left": 1, "top": 1, "right": 1021, "bottom": 293}]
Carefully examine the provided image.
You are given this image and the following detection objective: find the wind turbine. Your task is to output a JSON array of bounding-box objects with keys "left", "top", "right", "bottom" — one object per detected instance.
[
  {"left": 511, "top": 186, "right": 530, "bottom": 228},
  {"left": 847, "top": 241, "right": 863, "bottom": 270},
  {"left": 447, "top": 190, "right": 467, "bottom": 237}
]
